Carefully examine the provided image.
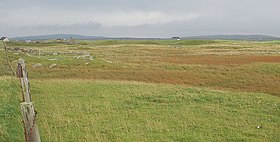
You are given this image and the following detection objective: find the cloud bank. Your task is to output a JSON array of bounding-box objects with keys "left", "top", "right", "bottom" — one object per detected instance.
[{"left": 0, "top": 0, "right": 280, "bottom": 37}]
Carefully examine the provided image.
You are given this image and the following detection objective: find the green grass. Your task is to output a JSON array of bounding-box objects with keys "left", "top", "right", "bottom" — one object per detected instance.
[
  {"left": 88, "top": 40, "right": 219, "bottom": 46},
  {"left": 1, "top": 40, "right": 280, "bottom": 141},
  {"left": 5, "top": 40, "right": 68, "bottom": 47},
  {"left": 0, "top": 77, "right": 23, "bottom": 142},
  {"left": 3, "top": 40, "right": 280, "bottom": 96},
  {"left": 1, "top": 77, "right": 280, "bottom": 141}
]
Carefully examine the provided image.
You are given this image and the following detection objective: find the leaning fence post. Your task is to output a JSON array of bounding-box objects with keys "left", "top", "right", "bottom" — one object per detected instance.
[
  {"left": 17, "top": 59, "right": 41, "bottom": 142},
  {"left": 18, "top": 59, "right": 31, "bottom": 102}
]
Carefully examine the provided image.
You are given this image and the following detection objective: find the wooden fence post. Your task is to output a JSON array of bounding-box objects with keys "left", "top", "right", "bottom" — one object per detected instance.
[
  {"left": 18, "top": 59, "right": 31, "bottom": 102},
  {"left": 20, "top": 102, "right": 41, "bottom": 142},
  {"left": 17, "top": 59, "right": 41, "bottom": 142}
]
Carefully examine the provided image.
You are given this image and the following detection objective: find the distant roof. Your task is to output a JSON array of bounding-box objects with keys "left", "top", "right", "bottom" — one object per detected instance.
[{"left": 0, "top": 37, "right": 7, "bottom": 40}]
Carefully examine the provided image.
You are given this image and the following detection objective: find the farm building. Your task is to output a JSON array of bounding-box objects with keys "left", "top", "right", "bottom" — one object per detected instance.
[
  {"left": 0, "top": 37, "right": 9, "bottom": 42},
  {"left": 172, "top": 37, "right": 181, "bottom": 40}
]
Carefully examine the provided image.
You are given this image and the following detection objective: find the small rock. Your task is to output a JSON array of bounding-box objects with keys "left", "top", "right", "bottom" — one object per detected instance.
[
  {"left": 32, "top": 63, "right": 43, "bottom": 68},
  {"left": 49, "top": 64, "right": 57, "bottom": 69},
  {"left": 48, "top": 58, "right": 58, "bottom": 61},
  {"left": 85, "top": 62, "right": 89, "bottom": 65},
  {"left": 53, "top": 52, "right": 58, "bottom": 55},
  {"left": 257, "top": 126, "right": 262, "bottom": 129}
]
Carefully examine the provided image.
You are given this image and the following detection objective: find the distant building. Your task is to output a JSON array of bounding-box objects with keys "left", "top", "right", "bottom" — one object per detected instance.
[
  {"left": 57, "top": 38, "right": 65, "bottom": 41},
  {"left": 68, "top": 37, "right": 76, "bottom": 44},
  {"left": 0, "top": 37, "right": 9, "bottom": 42},
  {"left": 25, "top": 40, "right": 31, "bottom": 43},
  {"left": 172, "top": 37, "right": 181, "bottom": 40}
]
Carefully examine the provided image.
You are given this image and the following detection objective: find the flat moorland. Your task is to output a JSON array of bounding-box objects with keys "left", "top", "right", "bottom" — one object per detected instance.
[
  {"left": 2, "top": 40, "right": 280, "bottom": 96},
  {"left": 1, "top": 40, "right": 280, "bottom": 141}
]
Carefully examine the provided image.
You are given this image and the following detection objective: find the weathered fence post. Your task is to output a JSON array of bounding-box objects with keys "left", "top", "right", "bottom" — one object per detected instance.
[
  {"left": 17, "top": 59, "right": 41, "bottom": 142},
  {"left": 18, "top": 59, "right": 31, "bottom": 102}
]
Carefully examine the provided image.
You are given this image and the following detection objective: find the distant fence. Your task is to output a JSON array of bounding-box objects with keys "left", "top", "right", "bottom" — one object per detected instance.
[
  {"left": 1, "top": 43, "right": 15, "bottom": 76},
  {"left": 17, "top": 59, "right": 41, "bottom": 142},
  {"left": 2, "top": 42, "right": 41, "bottom": 141}
]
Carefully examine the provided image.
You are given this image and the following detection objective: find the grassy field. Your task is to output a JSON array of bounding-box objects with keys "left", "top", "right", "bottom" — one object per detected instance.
[
  {"left": 3, "top": 40, "right": 280, "bottom": 96},
  {"left": 1, "top": 40, "right": 280, "bottom": 141}
]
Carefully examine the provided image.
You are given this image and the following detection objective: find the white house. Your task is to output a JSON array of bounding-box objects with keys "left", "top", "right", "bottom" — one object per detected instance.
[
  {"left": 0, "top": 37, "right": 9, "bottom": 42},
  {"left": 25, "top": 40, "right": 31, "bottom": 43}
]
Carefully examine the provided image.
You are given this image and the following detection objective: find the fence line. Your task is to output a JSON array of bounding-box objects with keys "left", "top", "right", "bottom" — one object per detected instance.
[
  {"left": 3, "top": 43, "right": 16, "bottom": 76},
  {"left": 2, "top": 42, "right": 41, "bottom": 141},
  {"left": 17, "top": 59, "right": 41, "bottom": 142}
]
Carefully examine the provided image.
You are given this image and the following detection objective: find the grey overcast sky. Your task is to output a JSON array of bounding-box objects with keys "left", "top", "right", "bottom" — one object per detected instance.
[{"left": 0, "top": 0, "right": 280, "bottom": 37}]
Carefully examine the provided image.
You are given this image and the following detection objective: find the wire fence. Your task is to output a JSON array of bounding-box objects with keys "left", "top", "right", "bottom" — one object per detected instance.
[
  {"left": 1, "top": 42, "right": 16, "bottom": 76},
  {"left": 1, "top": 42, "right": 41, "bottom": 142}
]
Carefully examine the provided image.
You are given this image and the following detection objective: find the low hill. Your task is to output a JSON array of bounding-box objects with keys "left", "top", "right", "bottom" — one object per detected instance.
[
  {"left": 11, "top": 34, "right": 162, "bottom": 41},
  {"left": 11, "top": 34, "right": 106, "bottom": 41},
  {"left": 184, "top": 35, "right": 280, "bottom": 41},
  {"left": 11, "top": 34, "right": 280, "bottom": 41}
]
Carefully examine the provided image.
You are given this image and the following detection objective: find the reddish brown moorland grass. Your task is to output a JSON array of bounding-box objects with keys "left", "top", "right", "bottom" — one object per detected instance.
[{"left": 4, "top": 40, "right": 280, "bottom": 96}]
